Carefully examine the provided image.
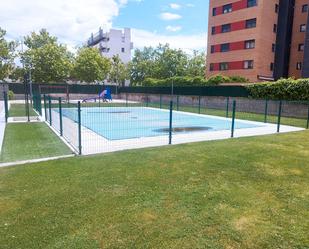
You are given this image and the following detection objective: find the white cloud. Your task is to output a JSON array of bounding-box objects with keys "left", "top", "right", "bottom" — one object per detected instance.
[
  {"left": 132, "top": 28, "right": 206, "bottom": 54},
  {"left": 0, "top": 0, "right": 205, "bottom": 54},
  {"left": 169, "top": 3, "right": 181, "bottom": 10},
  {"left": 166, "top": 25, "right": 182, "bottom": 32},
  {"left": 0, "top": 0, "right": 127, "bottom": 49},
  {"left": 186, "top": 3, "right": 195, "bottom": 7},
  {"left": 159, "top": 12, "right": 182, "bottom": 21}
]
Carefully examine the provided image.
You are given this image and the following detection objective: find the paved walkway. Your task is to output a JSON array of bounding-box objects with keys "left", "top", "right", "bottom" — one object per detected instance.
[
  {"left": 0, "top": 101, "right": 6, "bottom": 152},
  {"left": 0, "top": 154, "right": 75, "bottom": 168}
]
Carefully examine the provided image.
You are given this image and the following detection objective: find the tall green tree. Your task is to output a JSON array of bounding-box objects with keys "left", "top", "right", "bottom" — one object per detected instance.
[
  {"left": 153, "top": 44, "right": 188, "bottom": 79},
  {"left": 9, "top": 66, "right": 24, "bottom": 82},
  {"left": 129, "top": 44, "right": 205, "bottom": 85},
  {"left": 130, "top": 47, "right": 156, "bottom": 85},
  {"left": 109, "top": 55, "right": 129, "bottom": 87},
  {"left": 0, "top": 27, "right": 15, "bottom": 80},
  {"left": 24, "top": 29, "right": 57, "bottom": 49},
  {"left": 187, "top": 50, "right": 206, "bottom": 77},
  {"left": 21, "top": 29, "right": 72, "bottom": 83},
  {"left": 72, "top": 47, "right": 111, "bottom": 83},
  {"left": 29, "top": 43, "right": 73, "bottom": 83}
]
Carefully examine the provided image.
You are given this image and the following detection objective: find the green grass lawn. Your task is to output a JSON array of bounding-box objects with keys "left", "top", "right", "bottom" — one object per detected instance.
[
  {"left": 0, "top": 131, "right": 308, "bottom": 248},
  {"left": 9, "top": 104, "right": 38, "bottom": 117},
  {"left": 0, "top": 123, "right": 72, "bottom": 162}
]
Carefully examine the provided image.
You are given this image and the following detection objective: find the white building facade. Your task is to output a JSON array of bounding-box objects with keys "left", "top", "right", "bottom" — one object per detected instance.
[{"left": 87, "top": 28, "right": 133, "bottom": 64}]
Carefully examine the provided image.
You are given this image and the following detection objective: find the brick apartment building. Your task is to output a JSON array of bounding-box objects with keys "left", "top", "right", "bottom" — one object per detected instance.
[{"left": 206, "top": 0, "right": 309, "bottom": 82}]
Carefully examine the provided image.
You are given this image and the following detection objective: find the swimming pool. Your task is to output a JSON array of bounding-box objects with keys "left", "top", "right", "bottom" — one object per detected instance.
[{"left": 60, "top": 107, "right": 265, "bottom": 140}]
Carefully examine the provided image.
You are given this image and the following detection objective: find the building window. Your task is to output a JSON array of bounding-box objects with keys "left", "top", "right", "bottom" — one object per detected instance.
[
  {"left": 273, "top": 24, "right": 277, "bottom": 33},
  {"left": 212, "top": 8, "right": 217, "bottom": 16},
  {"left": 221, "top": 43, "right": 230, "bottom": 52},
  {"left": 121, "top": 36, "right": 125, "bottom": 42},
  {"left": 298, "top": 44, "right": 304, "bottom": 51},
  {"left": 223, "top": 4, "right": 232, "bottom": 14},
  {"left": 272, "top": 44, "right": 276, "bottom": 52},
  {"left": 296, "top": 62, "right": 302, "bottom": 70},
  {"left": 219, "top": 62, "right": 229, "bottom": 71},
  {"left": 247, "top": 0, "right": 257, "bottom": 8},
  {"left": 275, "top": 4, "right": 279, "bottom": 13},
  {"left": 244, "top": 60, "right": 254, "bottom": 69},
  {"left": 222, "top": 24, "right": 231, "bottom": 33},
  {"left": 211, "top": 45, "right": 215, "bottom": 53},
  {"left": 210, "top": 64, "right": 214, "bottom": 71},
  {"left": 246, "top": 18, "right": 257, "bottom": 29},
  {"left": 302, "top": 4, "right": 308, "bottom": 13},
  {"left": 300, "top": 24, "right": 306, "bottom": 32},
  {"left": 245, "top": 40, "right": 255, "bottom": 49},
  {"left": 212, "top": 27, "right": 216, "bottom": 35},
  {"left": 121, "top": 48, "right": 125, "bottom": 53},
  {"left": 270, "top": 63, "right": 274, "bottom": 71}
]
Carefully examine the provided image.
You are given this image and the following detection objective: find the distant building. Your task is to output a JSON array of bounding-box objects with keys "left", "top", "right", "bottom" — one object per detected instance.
[
  {"left": 206, "top": 0, "right": 309, "bottom": 82},
  {"left": 87, "top": 28, "right": 133, "bottom": 64}
]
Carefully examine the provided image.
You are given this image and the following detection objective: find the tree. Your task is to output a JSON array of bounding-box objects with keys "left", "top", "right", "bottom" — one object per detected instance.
[
  {"left": 72, "top": 47, "right": 111, "bottom": 83},
  {"left": 9, "top": 66, "right": 24, "bottom": 82},
  {"left": 29, "top": 43, "right": 73, "bottom": 83},
  {"left": 0, "top": 27, "right": 15, "bottom": 80},
  {"left": 24, "top": 29, "right": 57, "bottom": 49},
  {"left": 129, "top": 44, "right": 205, "bottom": 85},
  {"left": 153, "top": 44, "right": 188, "bottom": 79},
  {"left": 21, "top": 29, "right": 73, "bottom": 83},
  {"left": 130, "top": 47, "right": 156, "bottom": 85},
  {"left": 109, "top": 55, "right": 129, "bottom": 87},
  {"left": 187, "top": 50, "right": 206, "bottom": 77}
]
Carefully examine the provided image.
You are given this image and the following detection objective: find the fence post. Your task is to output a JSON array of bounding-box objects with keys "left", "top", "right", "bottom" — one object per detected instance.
[
  {"left": 3, "top": 91, "right": 8, "bottom": 123},
  {"left": 43, "top": 94, "right": 47, "bottom": 121},
  {"left": 176, "top": 95, "right": 179, "bottom": 111},
  {"left": 226, "top": 97, "right": 230, "bottom": 118},
  {"left": 198, "top": 96, "right": 201, "bottom": 114},
  {"left": 78, "top": 101, "right": 82, "bottom": 155},
  {"left": 146, "top": 95, "right": 149, "bottom": 107},
  {"left": 231, "top": 100, "right": 236, "bottom": 138},
  {"left": 38, "top": 95, "right": 42, "bottom": 116},
  {"left": 277, "top": 101, "right": 282, "bottom": 133},
  {"left": 48, "top": 96, "right": 52, "bottom": 126},
  {"left": 59, "top": 97, "right": 63, "bottom": 136},
  {"left": 160, "top": 94, "right": 162, "bottom": 109},
  {"left": 264, "top": 99, "right": 268, "bottom": 123},
  {"left": 307, "top": 103, "right": 309, "bottom": 129},
  {"left": 126, "top": 93, "right": 128, "bottom": 107},
  {"left": 169, "top": 101, "right": 173, "bottom": 145}
]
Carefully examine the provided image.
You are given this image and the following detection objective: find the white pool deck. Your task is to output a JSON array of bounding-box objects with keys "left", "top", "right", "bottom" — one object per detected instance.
[{"left": 42, "top": 107, "right": 304, "bottom": 155}]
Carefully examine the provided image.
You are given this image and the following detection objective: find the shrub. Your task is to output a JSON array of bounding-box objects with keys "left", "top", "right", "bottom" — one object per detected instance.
[
  {"left": 8, "top": 90, "right": 14, "bottom": 100},
  {"left": 141, "top": 75, "right": 248, "bottom": 87},
  {"left": 246, "top": 78, "right": 309, "bottom": 100}
]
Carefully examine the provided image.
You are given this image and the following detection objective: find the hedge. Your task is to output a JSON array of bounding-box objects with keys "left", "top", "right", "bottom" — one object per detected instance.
[
  {"left": 141, "top": 75, "right": 248, "bottom": 87},
  {"left": 246, "top": 78, "right": 309, "bottom": 101}
]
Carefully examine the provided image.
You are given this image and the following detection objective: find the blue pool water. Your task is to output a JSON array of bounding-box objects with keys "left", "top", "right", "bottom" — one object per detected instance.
[{"left": 60, "top": 107, "right": 264, "bottom": 140}]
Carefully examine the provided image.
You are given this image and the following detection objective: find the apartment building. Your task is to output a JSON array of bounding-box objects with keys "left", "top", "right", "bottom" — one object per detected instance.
[
  {"left": 206, "top": 0, "right": 309, "bottom": 82},
  {"left": 87, "top": 28, "right": 133, "bottom": 64}
]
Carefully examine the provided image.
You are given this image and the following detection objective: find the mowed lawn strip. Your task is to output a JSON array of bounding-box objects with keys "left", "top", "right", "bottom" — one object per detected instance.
[
  {"left": 0, "top": 131, "right": 308, "bottom": 248},
  {"left": 0, "top": 123, "right": 72, "bottom": 162},
  {"left": 9, "top": 104, "right": 37, "bottom": 117}
]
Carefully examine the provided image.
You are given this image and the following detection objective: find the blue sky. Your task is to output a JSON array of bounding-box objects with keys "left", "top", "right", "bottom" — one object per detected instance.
[
  {"left": 114, "top": 0, "right": 208, "bottom": 36},
  {"left": 0, "top": 0, "right": 209, "bottom": 52}
]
